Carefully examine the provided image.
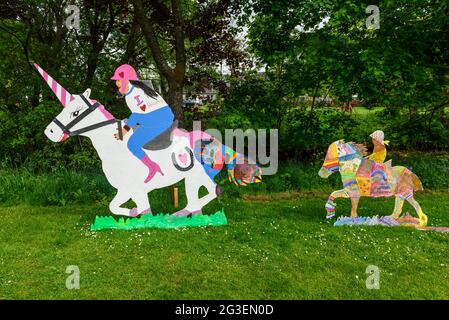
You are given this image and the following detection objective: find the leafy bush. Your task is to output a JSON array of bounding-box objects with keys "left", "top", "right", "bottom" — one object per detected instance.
[
  {"left": 280, "top": 108, "right": 361, "bottom": 159},
  {"left": 384, "top": 110, "right": 449, "bottom": 151},
  {"left": 0, "top": 101, "right": 101, "bottom": 171},
  {"left": 1, "top": 151, "right": 448, "bottom": 207}
]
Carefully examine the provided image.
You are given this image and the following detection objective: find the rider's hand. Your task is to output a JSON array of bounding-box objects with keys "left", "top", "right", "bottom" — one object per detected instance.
[{"left": 114, "top": 127, "right": 129, "bottom": 140}]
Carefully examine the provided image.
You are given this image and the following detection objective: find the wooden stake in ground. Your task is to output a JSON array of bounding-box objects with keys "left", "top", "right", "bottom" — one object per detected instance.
[{"left": 172, "top": 187, "right": 179, "bottom": 208}]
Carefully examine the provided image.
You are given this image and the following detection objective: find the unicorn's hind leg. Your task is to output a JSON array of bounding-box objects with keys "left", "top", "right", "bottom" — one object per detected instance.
[
  {"left": 109, "top": 189, "right": 131, "bottom": 216},
  {"left": 405, "top": 195, "right": 428, "bottom": 226},
  {"left": 187, "top": 175, "right": 218, "bottom": 214},
  {"left": 390, "top": 196, "right": 405, "bottom": 219},
  {"left": 173, "top": 174, "right": 217, "bottom": 217}
]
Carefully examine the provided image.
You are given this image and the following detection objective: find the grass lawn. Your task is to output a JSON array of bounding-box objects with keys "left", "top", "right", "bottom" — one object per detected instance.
[{"left": 1, "top": 190, "right": 449, "bottom": 300}]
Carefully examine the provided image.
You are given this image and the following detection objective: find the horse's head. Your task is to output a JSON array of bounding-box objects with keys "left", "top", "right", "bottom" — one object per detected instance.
[
  {"left": 318, "top": 140, "right": 366, "bottom": 178},
  {"left": 34, "top": 64, "right": 114, "bottom": 142},
  {"left": 319, "top": 140, "right": 342, "bottom": 178}
]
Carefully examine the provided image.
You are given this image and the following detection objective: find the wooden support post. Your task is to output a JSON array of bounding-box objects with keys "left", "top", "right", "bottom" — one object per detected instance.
[{"left": 172, "top": 187, "right": 179, "bottom": 208}]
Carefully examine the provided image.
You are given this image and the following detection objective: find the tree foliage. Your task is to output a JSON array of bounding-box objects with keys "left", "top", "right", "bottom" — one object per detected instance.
[
  {"left": 247, "top": 0, "right": 449, "bottom": 109},
  {"left": 0, "top": 0, "right": 248, "bottom": 168},
  {"left": 0, "top": 0, "right": 448, "bottom": 169}
]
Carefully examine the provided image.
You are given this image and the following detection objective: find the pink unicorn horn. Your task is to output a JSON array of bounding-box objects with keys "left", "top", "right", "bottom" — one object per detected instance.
[{"left": 34, "top": 63, "right": 73, "bottom": 107}]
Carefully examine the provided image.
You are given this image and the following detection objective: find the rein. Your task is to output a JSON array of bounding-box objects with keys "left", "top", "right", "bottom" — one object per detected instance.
[{"left": 52, "top": 95, "right": 123, "bottom": 140}]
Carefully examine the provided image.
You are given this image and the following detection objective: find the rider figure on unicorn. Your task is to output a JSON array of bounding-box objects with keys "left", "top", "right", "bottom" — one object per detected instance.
[{"left": 111, "top": 64, "right": 174, "bottom": 183}]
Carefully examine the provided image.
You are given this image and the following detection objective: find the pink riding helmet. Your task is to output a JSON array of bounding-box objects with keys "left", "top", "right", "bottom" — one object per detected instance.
[{"left": 111, "top": 64, "right": 139, "bottom": 94}]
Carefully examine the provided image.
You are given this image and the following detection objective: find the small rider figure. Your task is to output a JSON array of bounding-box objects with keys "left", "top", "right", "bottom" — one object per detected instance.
[
  {"left": 367, "top": 130, "right": 389, "bottom": 163},
  {"left": 111, "top": 64, "right": 174, "bottom": 183}
]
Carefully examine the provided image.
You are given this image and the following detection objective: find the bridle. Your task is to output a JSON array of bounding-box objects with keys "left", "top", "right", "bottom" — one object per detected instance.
[{"left": 52, "top": 95, "right": 123, "bottom": 140}]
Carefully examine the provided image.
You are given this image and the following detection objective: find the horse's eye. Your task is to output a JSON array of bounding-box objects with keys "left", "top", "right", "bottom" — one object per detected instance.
[{"left": 73, "top": 111, "right": 80, "bottom": 117}]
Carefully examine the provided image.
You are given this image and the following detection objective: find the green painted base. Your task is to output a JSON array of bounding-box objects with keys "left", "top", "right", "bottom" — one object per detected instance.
[{"left": 90, "top": 209, "right": 227, "bottom": 231}]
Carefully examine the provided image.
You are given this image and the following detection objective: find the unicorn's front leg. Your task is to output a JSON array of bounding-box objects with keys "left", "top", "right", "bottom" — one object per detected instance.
[
  {"left": 129, "top": 190, "right": 152, "bottom": 217},
  {"left": 109, "top": 190, "right": 131, "bottom": 216}
]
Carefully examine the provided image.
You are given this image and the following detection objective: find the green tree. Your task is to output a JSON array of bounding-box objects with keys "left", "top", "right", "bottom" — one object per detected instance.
[
  {"left": 247, "top": 0, "right": 449, "bottom": 117},
  {"left": 130, "top": 0, "right": 249, "bottom": 123}
]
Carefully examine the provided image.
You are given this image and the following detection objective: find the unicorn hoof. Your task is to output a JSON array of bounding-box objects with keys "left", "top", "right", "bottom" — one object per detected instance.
[
  {"left": 191, "top": 210, "right": 202, "bottom": 216},
  {"left": 139, "top": 208, "right": 153, "bottom": 216},
  {"left": 172, "top": 209, "right": 202, "bottom": 217},
  {"left": 129, "top": 208, "right": 138, "bottom": 217},
  {"left": 172, "top": 209, "right": 190, "bottom": 217},
  {"left": 129, "top": 208, "right": 152, "bottom": 217}
]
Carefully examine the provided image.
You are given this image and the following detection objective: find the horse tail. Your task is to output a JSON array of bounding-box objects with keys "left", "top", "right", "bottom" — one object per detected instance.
[
  {"left": 410, "top": 171, "right": 423, "bottom": 192},
  {"left": 224, "top": 147, "right": 262, "bottom": 186},
  {"left": 187, "top": 130, "right": 262, "bottom": 185}
]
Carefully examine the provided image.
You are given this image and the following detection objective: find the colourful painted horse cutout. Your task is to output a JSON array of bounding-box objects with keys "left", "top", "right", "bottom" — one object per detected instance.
[
  {"left": 318, "top": 140, "right": 428, "bottom": 226},
  {"left": 34, "top": 63, "right": 262, "bottom": 220}
]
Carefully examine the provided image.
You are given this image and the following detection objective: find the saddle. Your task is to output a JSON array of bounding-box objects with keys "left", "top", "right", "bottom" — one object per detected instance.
[{"left": 143, "top": 120, "right": 178, "bottom": 151}]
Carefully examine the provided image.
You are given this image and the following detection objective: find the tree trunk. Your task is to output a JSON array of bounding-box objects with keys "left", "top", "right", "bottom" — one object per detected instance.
[
  {"left": 86, "top": 50, "right": 98, "bottom": 88},
  {"left": 167, "top": 80, "right": 184, "bottom": 126},
  {"left": 440, "top": 109, "right": 449, "bottom": 128},
  {"left": 30, "top": 82, "right": 40, "bottom": 108},
  {"left": 159, "top": 72, "right": 168, "bottom": 97},
  {"left": 131, "top": 0, "right": 186, "bottom": 124}
]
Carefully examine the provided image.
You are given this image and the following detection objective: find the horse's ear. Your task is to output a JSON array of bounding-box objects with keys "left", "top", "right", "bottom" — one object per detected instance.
[{"left": 83, "top": 88, "right": 91, "bottom": 99}]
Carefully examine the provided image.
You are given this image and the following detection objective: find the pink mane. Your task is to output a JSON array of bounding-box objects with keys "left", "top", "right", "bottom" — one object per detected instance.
[{"left": 89, "top": 99, "right": 114, "bottom": 120}]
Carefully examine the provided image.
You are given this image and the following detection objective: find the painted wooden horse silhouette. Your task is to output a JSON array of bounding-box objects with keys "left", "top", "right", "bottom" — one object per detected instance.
[{"left": 319, "top": 140, "right": 427, "bottom": 226}]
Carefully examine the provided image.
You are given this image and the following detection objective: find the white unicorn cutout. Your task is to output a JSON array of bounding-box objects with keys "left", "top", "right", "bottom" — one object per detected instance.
[{"left": 35, "top": 64, "right": 262, "bottom": 217}]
